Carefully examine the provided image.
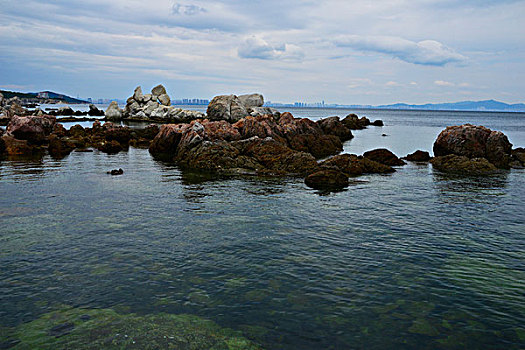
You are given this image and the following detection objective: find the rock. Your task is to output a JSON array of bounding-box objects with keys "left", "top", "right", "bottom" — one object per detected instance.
[
  {"left": 341, "top": 114, "right": 370, "bottom": 130},
  {"left": 372, "top": 120, "right": 384, "bottom": 126},
  {"left": 200, "top": 119, "right": 241, "bottom": 142},
  {"left": 233, "top": 114, "right": 286, "bottom": 144},
  {"left": 142, "top": 94, "right": 152, "bottom": 103},
  {"left": 88, "top": 104, "right": 104, "bottom": 116},
  {"left": 316, "top": 116, "right": 353, "bottom": 142},
  {"left": 33, "top": 108, "right": 45, "bottom": 117},
  {"left": 105, "top": 126, "right": 131, "bottom": 145},
  {"left": 238, "top": 93, "right": 264, "bottom": 108},
  {"left": 433, "top": 124, "right": 512, "bottom": 169},
  {"left": 107, "top": 168, "right": 124, "bottom": 175},
  {"left": 7, "top": 115, "right": 56, "bottom": 144},
  {"left": 320, "top": 153, "right": 395, "bottom": 176},
  {"left": 149, "top": 124, "right": 190, "bottom": 156},
  {"left": 68, "top": 124, "right": 86, "bottom": 138},
  {"left": 158, "top": 93, "right": 171, "bottom": 106},
  {"left": 287, "top": 134, "right": 342, "bottom": 159},
  {"left": 404, "top": 150, "right": 431, "bottom": 162},
  {"left": 151, "top": 84, "right": 167, "bottom": 97},
  {"left": 144, "top": 100, "right": 160, "bottom": 116},
  {"left": 48, "top": 134, "right": 75, "bottom": 158},
  {"left": 0, "top": 92, "right": 3, "bottom": 106},
  {"left": 207, "top": 95, "right": 249, "bottom": 123},
  {"left": 431, "top": 155, "right": 498, "bottom": 174},
  {"left": 150, "top": 105, "right": 170, "bottom": 120},
  {"left": 97, "top": 140, "right": 123, "bottom": 154},
  {"left": 52, "top": 123, "right": 67, "bottom": 138},
  {"left": 248, "top": 106, "right": 280, "bottom": 118},
  {"left": 0, "top": 135, "right": 42, "bottom": 156},
  {"left": 511, "top": 148, "right": 525, "bottom": 166},
  {"left": 133, "top": 86, "right": 144, "bottom": 102},
  {"left": 363, "top": 148, "right": 406, "bottom": 166},
  {"left": 105, "top": 101, "right": 123, "bottom": 121},
  {"left": 57, "top": 106, "right": 74, "bottom": 116},
  {"left": 304, "top": 169, "right": 349, "bottom": 191}
]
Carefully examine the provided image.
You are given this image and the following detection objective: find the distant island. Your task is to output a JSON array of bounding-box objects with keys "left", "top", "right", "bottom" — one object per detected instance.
[{"left": 0, "top": 90, "right": 89, "bottom": 105}]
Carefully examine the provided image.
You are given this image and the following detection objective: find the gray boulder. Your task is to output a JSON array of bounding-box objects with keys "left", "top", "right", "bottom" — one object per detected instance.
[
  {"left": 133, "top": 86, "right": 143, "bottom": 102},
  {"left": 143, "top": 94, "right": 152, "bottom": 103},
  {"left": 207, "top": 95, "right": 249, "bottom": 122},
  {"left": 144, "top": 100, "right": 160, "bottom": 115},
  {"left": 105, "top": 101, "right": 123, "bottom": 121},
  {"left": 248, "top": 107, "right": 280, "bottom": 118},
  {"left": 238, "top": 93, "right": 264, "bottom": 108},
  {"left": 151, "top": 84, "right": 167, "bottom": 97},
  {"left": 158, "top": 93, "right": 171, "bottom": 106}
]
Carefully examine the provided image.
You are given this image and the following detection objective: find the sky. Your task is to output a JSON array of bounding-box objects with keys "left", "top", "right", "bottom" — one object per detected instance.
[{"left": 1, "top": 0, "right": 524, "bottom": 105}]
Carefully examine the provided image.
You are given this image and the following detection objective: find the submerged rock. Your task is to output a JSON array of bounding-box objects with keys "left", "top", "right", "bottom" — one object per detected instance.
[{"left": 433, "top": 124, "right": 512, "bottom": 169}]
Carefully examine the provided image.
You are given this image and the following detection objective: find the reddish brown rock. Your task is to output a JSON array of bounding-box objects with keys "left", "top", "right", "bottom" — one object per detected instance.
[
  {"left": 287, "top": 134, "right": 342, "bottom": 159},
  {"left": 404, "top": 150, "right": 431, "bottom": 162},
  {"left": 363, "top": 148, "right": 406, "bottom": 166},
  {"left": 7, "top": 115, "right": 56, "bottom": 144},
  {"left": 316, "top": 116, "right": 353, "bottom": 142},
  {"left": 304, "top": 169, "right": 349, "bottom": 191},
  {"left": 149, "top": 124, "right": 191, "bottom": 156},
  {"left": 433, "top": 124, "right": 512, "bottom": 169},
  {"left": 200, "top": 119, "right": 241, "bottom": 142},
  {"left": 105, "top": 126, "right": 132, "bottom": 145},
  {"left": 233, "top": 115, "right": 285, "bottom": 143},
  {"left": 48, "top": 134, "right": 75, "bottom": 158},
  {"left": 321, "top": 153, "right": 395, "bottom": 175},
  {"left": 0, "top": 135, "right": 42, "bottom": 156}
]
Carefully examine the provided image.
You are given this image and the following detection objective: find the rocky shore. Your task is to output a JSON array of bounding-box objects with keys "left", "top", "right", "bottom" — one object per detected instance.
[{"left": 1, "top": 86, "right": 523, "bottom": 192}]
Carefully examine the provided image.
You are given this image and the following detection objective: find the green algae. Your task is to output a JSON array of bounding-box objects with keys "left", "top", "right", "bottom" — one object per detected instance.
[{"left": 1, "top": 307, "right": 262, "bottom": 350}]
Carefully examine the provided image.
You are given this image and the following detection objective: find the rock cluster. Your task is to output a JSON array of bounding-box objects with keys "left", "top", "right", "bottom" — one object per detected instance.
[
  {"left": 116, "top": 85, "right": 205, "bottom": 123},
  {"left": 206, "top": 94, "right": 279, "bottom": 123},
  {"left": 0, "top": 93, "right": 28, "bottom": 126},
  {"left": 432, "top": 124, "right": 513, "bottom": 173}
]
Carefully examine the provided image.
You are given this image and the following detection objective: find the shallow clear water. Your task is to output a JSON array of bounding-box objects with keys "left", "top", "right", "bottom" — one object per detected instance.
[{"left": 1, "top": 109, "right": 524, "bottom": 349}]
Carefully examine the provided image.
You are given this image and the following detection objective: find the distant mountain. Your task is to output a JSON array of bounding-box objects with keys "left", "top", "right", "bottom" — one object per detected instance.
[
  {"left": 0, "top": 90, "right": 88, "bottom": 104},
  {"left": 377, "top": 100, "right": 525, "bottom": 112}
]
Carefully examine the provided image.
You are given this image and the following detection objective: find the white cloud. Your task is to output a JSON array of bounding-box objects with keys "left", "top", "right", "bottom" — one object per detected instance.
[
  {"left": 237, "top": 37, "right": 304, "bottom": 61},
  {"left": 333, "top": 35, "right": 467, "bottom": 66},
  {"left": 172, "top": 3, "right": 207, "bottom": 16},
  {"left": 435, "top": 80, "right": 455, "bottom": 87}
]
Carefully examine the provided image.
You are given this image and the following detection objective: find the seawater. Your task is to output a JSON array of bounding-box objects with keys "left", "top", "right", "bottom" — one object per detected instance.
[{"left": 0, "top": 108, "right": 524, "bottom": 349}]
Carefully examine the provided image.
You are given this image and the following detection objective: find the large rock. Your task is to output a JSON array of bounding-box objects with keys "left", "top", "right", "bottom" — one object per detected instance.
[
  {"left": 430, "top": 155, "right": 498, "bottom": 175},
  {"left": 248, "top": 107, "right": 280, "bottom": 118},
  {"left": 233, "top": 115, "right": 286, "bottom": 144},
  {"left": 158, "top": 94, "right": 171, "bottom": 106},
  {"left": 342, "top": 114, "right": 370, "bottom": 130},
  {"left": 404, "top": 150, "right": 431, "bottom": 162},
  {"left": 0, "top": 135, "right": 42, "bottom": 156},
  {"left": 433, "top": 124, "right": 512, "bottom": 169},
  {"left": 238, "top": 93, "right": 264, "bottom": 108},
  {"left": 305, "top": 169, "right": 349, "bottom": 191},
  {"left": 207, "top": 95, "right": 249, "bottom": 123},
  {"left": 105, "top": 101, "right": 123, "bottom": 121},
  {"left": 88, "top": 104, "right": 104, "bottom": 116},
  {"left": 7, "top": 115, "right": 56, "bottom": 144},
  {"left": 316, "top": 116, "right": 353, "bottom": 142},
  {"left": 133, "top": 86, "right": 144, "bottom": 102},
  {"left": 151, "top": 84, "right": 167, "bottom": 97},
  {"left": 363, "top": 148, "right": 406, "bottom": 166}
]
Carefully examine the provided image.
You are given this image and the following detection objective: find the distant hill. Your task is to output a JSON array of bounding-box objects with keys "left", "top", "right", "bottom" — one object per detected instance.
[
  {"left": 377, "top": 100, "right": 525, "bottom": 112},
  {"left": 0, "top": 90, "right": 88, "bottom": 104}
]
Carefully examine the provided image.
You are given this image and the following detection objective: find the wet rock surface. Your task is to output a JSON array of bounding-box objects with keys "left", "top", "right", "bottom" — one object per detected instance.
[
  {"left": 305, "top": 169, "right": 349, "bottom": 191},
  {"left": 363, "top": 148, "right": 406, "bottom": 166},
  {"left": 430, "top": 155, "right": 498, "bottom": 175}
]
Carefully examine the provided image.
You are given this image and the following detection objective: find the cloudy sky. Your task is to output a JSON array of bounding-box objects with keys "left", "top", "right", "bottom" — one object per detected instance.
[{"left": 1, "top": 0, "right": 524, "bottom": 104}]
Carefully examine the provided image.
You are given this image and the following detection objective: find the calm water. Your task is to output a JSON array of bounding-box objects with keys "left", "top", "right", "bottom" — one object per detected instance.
[{"left": 1, "top": 109, "right": 524, "bottom": 349}]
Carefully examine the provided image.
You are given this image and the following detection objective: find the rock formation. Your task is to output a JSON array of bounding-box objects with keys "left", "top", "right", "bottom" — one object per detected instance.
[
  {"left": 206, "top": 93, "right": 279, "bottom": 123},
  {"left": 363, "top": 148, "right": 406, "bottom": 166},
  {"left": 404, "top": 150, "right": 431, "bottom": 162},
  {"left": 432, "top": 124, "right": 513, "bottom": 172},
  {"left": 122, "top": 85, "right": 204, "bottom": 123}
]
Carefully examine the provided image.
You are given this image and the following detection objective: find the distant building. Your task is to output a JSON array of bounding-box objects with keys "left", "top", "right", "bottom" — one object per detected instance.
[{"left": 37, "top": 92, "right": 49, "bottom": 99}]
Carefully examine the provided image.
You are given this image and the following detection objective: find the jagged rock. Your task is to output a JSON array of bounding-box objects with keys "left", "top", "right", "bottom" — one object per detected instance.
[
  {"left": 158, "top": 93, "right": 171, "bottom": 106},
  {"left": 433, "top": 124, "right": 512, "bottom": 169},
  {"left": 151, "top": 84, "right": 167, "bottom": 97},
  {"left": 320, "top": 153, "right": 395, "bottom": 176},
  {"left": 105, "top": 101, "right": 123, "bottom": 121},
  {"left": 431, "top": 155, "right": 498, "bottom": 174},
  {"left": 316, "top": 116, "right": 353, "bottom": 142},
  {"left": 341, "top": 114, "right": 370, "bottom": 130},
  {"left": 133, "top": 86, "right": 143, "bottom": 102},
  {"left": 405, "top": 150, "right": 431, "bottom": 162},
  {"left": 7, "top": 115, "right": 56, "bottom": 144},
  {"left": 207, "top": 95, "right": 249, "bottom": 123},
  {"left": 304, "top": 169, "right": 349, "bottom": 191},
  {"left": 238, "top": 93, "right": 264, "bottom": 108},
  {"left": 88, "top": 104, "right": 104, "bottom": 116},
  {"left": 363, "top": 148, "right": 406, "bottom": 166}
]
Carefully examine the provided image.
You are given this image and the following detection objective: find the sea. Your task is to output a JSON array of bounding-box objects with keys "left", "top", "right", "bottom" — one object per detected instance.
[{"left": 0, "top": 106, "right": 524, "bottom": 349}]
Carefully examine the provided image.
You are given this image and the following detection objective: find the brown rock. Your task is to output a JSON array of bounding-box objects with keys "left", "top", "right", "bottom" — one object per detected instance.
[
  {"left": 511, "top": 148, "right": 525, "bottom": 165},
  {"left": 7, "top": 115, "right": 56, "bottom": 144},
  {"left": 287, "top": 134, "right": 342, "bottom": 159},
  {"left": 321, "top": 153, "right": 395, "bottom": 175},
  {"left": 1, "top": 135, "right": 42, "bottom": 156},
  {"left": 105, "top": 126, "right": 131, "bottom": 145},
  {"left": 97, "top": 140, "right": 123, "bottom": 154},
  {"left": 341, "top": 114, "right": 370, "bottom": 129},
  {"left": 149, "top": 124, "right": 191, "bottom": 156},
  {"left": 316, "top": 116, "right": 353, "bottom": 142},
  {"left": 233, "top": 115, "right": 286, "bottom": 143},
  {"left": 433, "top": 124, "right": 512, "bottom": 169},
  {"left": 363, "top": 148, "right": 406, "bottom": 166},
  {"left": 430, "top": 155, "right": 498, "bottom": 174},
  {"left": 48, "top": 134, "right": 75, "bottom": 158},
  {"left": 305, "top": 169, "right": 349, "bottom": 191},
  {"left": 404, "top": 150, "right": 431, "bottom": 162}
]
